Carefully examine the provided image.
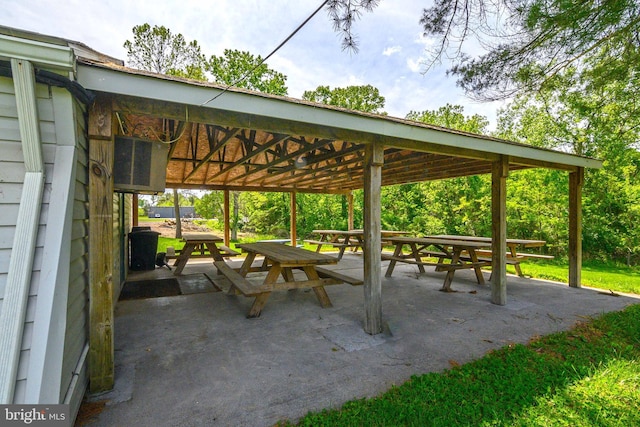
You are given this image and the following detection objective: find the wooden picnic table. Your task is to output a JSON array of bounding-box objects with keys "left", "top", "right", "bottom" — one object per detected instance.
[
  {"left": 425, "top": 235, "right": 551, "bottom": 276},
  {"left": 171, "top": 232, "right": 239, "bottom": 275},
  {"left": 257, "top": 238, "right": 302, "bottom": 247},
  {"left": 216, "top": 242, "right": 362, "bottom": 318},
  {"left": 383, "top": 236, "right": 492, "bottom": 292},
  {"left": 305, "top": 229, "right": 411, "bottom": 259}
]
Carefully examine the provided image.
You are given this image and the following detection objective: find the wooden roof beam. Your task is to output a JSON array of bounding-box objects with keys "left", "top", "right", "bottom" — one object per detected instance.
[
  {"left": 183, "top": 125, "right": 241, "bottom": 182},
  {"left": 231, "top": 137, "right": 338, "bottom": 185},
  {"left": 205, "top": 132, "right": 291, "bottom": 183},
  {"left": 253, "top": 143, "right": 364, "bottom": 186}
]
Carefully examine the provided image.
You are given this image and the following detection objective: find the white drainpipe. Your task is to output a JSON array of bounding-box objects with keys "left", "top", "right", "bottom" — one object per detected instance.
[{"left": 0, "top": 59, "right": 45, "bottom": 403}]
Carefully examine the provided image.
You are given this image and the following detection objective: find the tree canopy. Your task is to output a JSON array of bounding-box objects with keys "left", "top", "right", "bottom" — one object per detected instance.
[
  {"left": 123, "top": 24, "right": 288, "bottom": 95},
  {"left": 406, "top": 104, "right": 489, "bottom": 133},
  {"left": 123, "top": 24, "right": 206, "bottom": 80},
  {"left": 419, "top": 0, "right": 640, "bottom": 102},
  {"left": 207, "top": 49, "right": 288, "bottom": 95},
  {"left": 302, "top": 84, "right": 386, "bottom": 114}
]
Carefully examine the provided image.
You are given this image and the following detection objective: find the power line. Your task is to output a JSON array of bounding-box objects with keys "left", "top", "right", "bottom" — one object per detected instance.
[{"left": 200, "top": 0, "right": 329, "bottom": 106}]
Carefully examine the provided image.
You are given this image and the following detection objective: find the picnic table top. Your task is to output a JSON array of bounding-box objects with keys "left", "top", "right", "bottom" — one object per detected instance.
[
  {"left": 312, "top": 229, "right": 363, "bottom": 235},
  {"left": 312, "top": 229, "right": 411, "bottom": 236},
  {"left": 425, "top": 235, "right": 546, "bottom": 247},
  {"left": 181, "top": 232, "right": 223, "bottom": 242},
  {"left": 237, "top": 242, "right": 338, "bottom": 265},
  {"left": 384, "top": 236, "right": 491, "bottom": 249}
]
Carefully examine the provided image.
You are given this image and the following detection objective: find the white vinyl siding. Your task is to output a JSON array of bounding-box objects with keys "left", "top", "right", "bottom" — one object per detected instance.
[
  {"left": 1, "top": 74, "right": 90, "bottom": 413},
  {"left": 1, "top": 77, "right": 55, "bottom": 402},
  {"left": 60, "top": 98, "right": 89, "bottom": 415}
]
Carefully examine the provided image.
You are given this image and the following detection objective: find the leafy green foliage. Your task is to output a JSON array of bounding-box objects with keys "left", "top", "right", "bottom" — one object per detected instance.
[
  {"left": 148, "top": 190, "right": 197, "bottom": 207},
  {"left": 193, "top": 191, "right": 224, "bottom": 220},
  {"left": 123, "top": 24, "right": 288, "bottom": 95},
  {"left": 295, "top": 193, "right": 349, "bottom": 236},
  {"left": 419, "top": 1, "right": 640, "bottom": 102},
  {"left": 123, "top": 24, "right": 206, "bottom": 79},
  {"left": 406, "top": 103, "right": 488, "bottom": 132},
  {"left": 302, "top": 84, "right": 385, "bottom": 114},
  {"left": 207, "top": 49, "right": 288, "bottom": 95},
  {"left": 241, "top": 191, "right": 291, "bottom": 236},
  {"left": 495, "top": 55, "right": 640, "bottom": 263},
  {"left": 377, "top": 105, "right": 494, "bottom": 238}
]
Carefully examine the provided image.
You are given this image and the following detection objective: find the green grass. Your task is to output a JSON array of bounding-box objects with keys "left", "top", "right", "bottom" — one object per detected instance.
[
  {"left": 156, "top": 236, "right": 184, "bottom": 253},
  {"left": 511, "top": 259, "right": 640, "bottom": 295},
  {"left": 136, "top": 216, "right": 161, "bottom": 223},
  {"left": 156, "top": 234, "right": 291, "bottom": 253},
  {"left": 279, "top": 305, "right": 640, "bottom": 426}
]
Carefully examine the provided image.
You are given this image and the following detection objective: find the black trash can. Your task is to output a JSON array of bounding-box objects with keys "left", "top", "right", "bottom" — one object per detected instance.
[{"left": 129, "top": 229, "right": 160, "bottom": 271}]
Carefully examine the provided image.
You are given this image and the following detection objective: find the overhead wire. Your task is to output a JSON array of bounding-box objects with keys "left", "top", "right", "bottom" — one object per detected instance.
[{"left": 200, "top": 0, "right": 329, "bottom": 106}]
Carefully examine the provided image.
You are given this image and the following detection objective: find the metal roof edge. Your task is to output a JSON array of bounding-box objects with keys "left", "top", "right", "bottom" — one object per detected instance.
[
  {"left": 77, "top": 62, "right": 602, "bottom": 170},
  {"left": 0, "top": 32, "right": 74, "bottom": 70}
]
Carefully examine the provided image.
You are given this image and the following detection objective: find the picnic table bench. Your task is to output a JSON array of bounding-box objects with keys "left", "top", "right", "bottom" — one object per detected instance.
[{"left": 426, "top": 235, "right": 552, "bottom": 277}]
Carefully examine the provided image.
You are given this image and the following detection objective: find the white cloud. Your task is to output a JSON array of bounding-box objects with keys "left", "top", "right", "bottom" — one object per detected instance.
[
  {"left": 405, "top": 57, "right": 419, "bottom": 73},
  {"left": 382, "top": 46, "right": 402, "bottom": 56}
]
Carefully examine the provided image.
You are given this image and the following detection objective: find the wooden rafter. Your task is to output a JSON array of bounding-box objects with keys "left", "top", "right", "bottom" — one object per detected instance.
[
  {"left": 230, "top": 137, "right": 337, "bottom": 185},
  {"left": 256, "top": 143, "right": 364, "bottom": 186},
  {"left": 183, "top": 125, "right": 240, "bottom": 182},
  {"left": 166, "top": 119, "right": 186, "bottom": 159},
  {"left": 204, "top": 131, "right": 290, "bottom": 183}
]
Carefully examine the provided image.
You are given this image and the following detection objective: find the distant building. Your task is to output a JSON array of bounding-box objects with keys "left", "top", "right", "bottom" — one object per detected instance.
[{"left": 148, "top": 206, "right": 196, "bottom": 219}]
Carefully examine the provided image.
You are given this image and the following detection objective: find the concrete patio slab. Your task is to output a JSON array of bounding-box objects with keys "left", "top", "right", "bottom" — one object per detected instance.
[{"left": 78, "top": 253, "right": 638, "bottom": 427}]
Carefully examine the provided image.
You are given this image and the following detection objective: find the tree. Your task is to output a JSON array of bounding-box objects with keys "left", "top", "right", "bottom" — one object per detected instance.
[
  {"left": 207, "top": 49, "right": 288, "bottom": 95},
  {"left": 493, "top": 51, "right": 640, "bottom": 263},
  {"left": 325, "top": 0, "right": 380, "bottom": 52},
  {"left": 123, "top": 23, "right": 206, "bottom": 80},
  {"left": 302, "top": 84, "right": 386, "bottom": 114},
  {"left": 418, "top": 1, "right": 640, "bottom": 102},
  {"left": 406, "top": 104, "right": 488, "bottom": 133},
  {"left": 150, "top": 191, "right": 196, "bottom": 208}
]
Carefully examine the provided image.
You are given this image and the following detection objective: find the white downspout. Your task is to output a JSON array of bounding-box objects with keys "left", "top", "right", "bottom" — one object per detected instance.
[{"left": 0, "top": 59, "right": 45, "bottom": 403}]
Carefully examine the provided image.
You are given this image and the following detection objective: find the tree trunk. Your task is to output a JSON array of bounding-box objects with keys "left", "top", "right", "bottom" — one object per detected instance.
[
  {"left": 231, "top": 191, "right": 239, "bottom": 240},
  {"left": 173, "top": 189, "right": 182, "bottom": 239}
]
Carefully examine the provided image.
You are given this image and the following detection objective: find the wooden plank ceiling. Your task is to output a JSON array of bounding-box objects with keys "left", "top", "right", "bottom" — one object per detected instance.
[{"left": 116, "top": 113, "right": 528, "bottom": 194}]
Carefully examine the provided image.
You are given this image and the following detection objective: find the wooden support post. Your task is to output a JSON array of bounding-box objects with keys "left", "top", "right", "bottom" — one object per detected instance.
[
  {"left": 569, "top": 168, "right": 584, "bottom": 288},
  {"left": 347, "top": 192, "right": 354, "bottom": 230},
  {"left": 88, "top": 96, "right": 115, "bottom": 393},
  {"left": 363, "top": 143, "right": 383, "bottom": 335},
  {"left": 491, "top": 156, "right": 509, "bottom": 305},
  {"left": 132, "top": 193, "right": 138, "bottom": 227},
  {"left": 224, "top": 190, "right": 230, "bottom": 247},
  {"left": 290, "top": 191, "right": 297, "bottom": 246}
]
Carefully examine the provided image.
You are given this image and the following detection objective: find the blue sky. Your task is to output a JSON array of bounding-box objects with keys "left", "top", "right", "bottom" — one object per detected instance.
[{"left": 2, "top": 0, "right": 505, "bottom": 126}]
